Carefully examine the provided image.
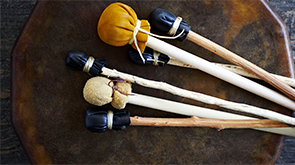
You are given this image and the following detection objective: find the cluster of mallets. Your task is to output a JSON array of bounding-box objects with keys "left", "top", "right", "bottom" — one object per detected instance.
[{"left": 66, "top": 2, "right": 295, "bottom": 136}]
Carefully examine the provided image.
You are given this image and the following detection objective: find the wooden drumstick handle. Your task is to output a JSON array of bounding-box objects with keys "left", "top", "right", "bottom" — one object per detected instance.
[
  {"left": 127, "top": 93, "right": 295, "bottom": 136},
  {"left": 130, "top": 116, "right": 288, "bottom": 130},
  {"left": 187, "top": 31, "right": 295, "bottom": 101},
  {"left": 148, "top": 8, "right": 295, "bottom": 100},
  {"left": 128, "top": 47, "right": 295, "bottom": 88},
  {"left": 83, "top": 76, "right": 295, "bottom": 126},
  {"left": 168, "top": 59, "right": 295, "bottom": 88},
  {"left": 127, "top": 93, "right": 295, "bottom": 126},
  {"left": 85, "top": 108, "right": 289, "bottom": 133},
  {"left": 146, "top": 36, "right": 295, "bottom": 111}
]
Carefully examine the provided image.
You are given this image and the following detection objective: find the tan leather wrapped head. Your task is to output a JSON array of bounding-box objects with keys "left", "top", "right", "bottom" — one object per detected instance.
[
  {"left": 83, "top": 77, "right": 113, "bottom": 106},
  {"left": 111, "top": 81, "right": 132, "bottom": 109}
]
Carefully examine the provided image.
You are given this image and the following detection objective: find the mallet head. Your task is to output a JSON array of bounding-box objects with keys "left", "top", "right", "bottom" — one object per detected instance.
[
  {"left": 149, "top": 8, "right": 191, "bottom": 41},
  {"left": 83, "top": 76, "right": 114, "bottom": 106},
  {"left": 65, "top": 50, "right": 108, "bottom": 76},
  {"left": 84, "top": 108, "right": 131, "bottom": 133}
]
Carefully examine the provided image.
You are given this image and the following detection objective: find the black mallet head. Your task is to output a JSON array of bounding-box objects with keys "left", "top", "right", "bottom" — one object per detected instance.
[
  {"left": 149, "top": 8, "right": 191, "bottom": 42},
  {"left": 65, "top": 50, "right": 108, "bottom": 76},
  {"left": 84, "top": 108, "right": 131, "bottom": 133}
]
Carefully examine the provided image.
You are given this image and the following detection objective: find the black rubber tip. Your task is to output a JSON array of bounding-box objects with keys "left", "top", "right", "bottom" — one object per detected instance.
[
  {"left": 84, "top": 108, "right": 131, "bottom": 133},
  {"left": 149, "top": 8, "right": 191, "bottom": 42},
  {"left": 65, "top": 50, "right": 108, "bottom": 76},
  {"left": 128, "top": 47, "right": 170, "bottom": 66},
  {"left": 65, "top": 50, "right": 89, "bottom": 71}
]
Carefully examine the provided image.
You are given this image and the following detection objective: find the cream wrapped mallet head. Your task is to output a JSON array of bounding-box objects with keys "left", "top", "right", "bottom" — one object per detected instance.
[
  {"left": 83, "top": 76, "right": 131, "bottom": 109},
  {"left": 83, "top": 77, "right": 114, "bottom": 106}
]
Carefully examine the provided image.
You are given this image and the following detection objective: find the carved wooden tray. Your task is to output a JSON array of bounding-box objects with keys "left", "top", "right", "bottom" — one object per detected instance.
[{"left": 11, "top": 0, "right": 294, "bottom": 164}]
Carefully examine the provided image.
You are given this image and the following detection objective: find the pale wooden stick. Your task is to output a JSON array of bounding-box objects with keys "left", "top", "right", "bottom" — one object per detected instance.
[
  {"left": 83, "top": 77, "right": 295, "bottom": 136},
  {"left": 130, "top": 116, "right": 288, "bottom": 130},
  {"left": 168, "top": 58, "right": 295, "bottom": 88},
  {"left": 128, "top": 93, "right": 295, "bottom": 125},
  {"left": 101, "top": 67, "right": 295, "bottom": 124},
  {"left": 127, "top": 93, "right": 295, "bottom": 136},
  {"left": 186, "top": 31, "right": 295, "bottom": 101},
  {"left": 145, "top": 36, "right": 295, "bottom": 111}
]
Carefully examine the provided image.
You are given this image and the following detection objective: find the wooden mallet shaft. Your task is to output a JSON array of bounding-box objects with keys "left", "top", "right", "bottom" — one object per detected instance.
[
  {"left": 84, "top": 108, "right": 289, "bottom": 133},
  {"left": 128, "top": 48, "right": 295, "bottom": 88},
  {"left": 128, "top": 94, "right": 294, "bottom": 136},
  {"left": 128, "top": 93, "right": 295, "bottom": 128},
  {"left": 187, "top": 31, "right": 295, "bottom": 100},
  {"left": 66, "top": 51, "right": 295, "bottom": 123},
  {"left": 169, "top": 58, "right": 295, "bottom": 88},
  {"left": 149, "top": 8, "right": 295, "bottom": 101},
  {"left": 96, "top": 3, "right": 295, "bottom": 109},
  {"left": 145, "top": 37, "right": 295, "bottom": 111},
  {"left": 83, "top": 77, "right": 295, "bottom": 136},
  {"left": 130, "top": 116, "right": 287, "bottom": 130}
]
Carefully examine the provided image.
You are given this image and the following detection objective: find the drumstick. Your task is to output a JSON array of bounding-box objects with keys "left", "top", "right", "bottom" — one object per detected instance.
[
  {"left": 149, "top": 8, "right": 295, "bottom": 100},
  {"left": 82, "top": 76, "right": 295, "bottom": 126},
  {"left": 83, "top": 77, "right": 295, "bottom": 136},
  {"left": 84, "top": 108, "right": 288, "bottom": 133},
  {"left": 128, "top": 47, "right": 295, "bottom": 87},
  {"left": 65, "top": 50, "right": 295, "bottom": 112},
  {"left": 96, "top": 2, "right": 295, "bottom": 109}
]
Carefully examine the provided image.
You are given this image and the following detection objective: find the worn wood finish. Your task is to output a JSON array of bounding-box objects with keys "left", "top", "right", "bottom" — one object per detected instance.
[
  {"left": 100, "top": 67, "right": 295, "bottom": 126},
  {"left": 130, "top": 116, "right": 289, "bottom": 129},
  {"left": 168, "top": 59, "right": 295, "bottom": 87},
  {"left": 187, "top": 30, "right": 295, "bottom": 101},
  {"left": 10, "top": 0, "right": 294, "bottom": 164}
]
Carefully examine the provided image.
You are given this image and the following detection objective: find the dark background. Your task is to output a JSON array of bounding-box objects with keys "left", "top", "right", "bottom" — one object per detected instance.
[{"left": 1, "top": 0, "right": 294, "bottom": 164}]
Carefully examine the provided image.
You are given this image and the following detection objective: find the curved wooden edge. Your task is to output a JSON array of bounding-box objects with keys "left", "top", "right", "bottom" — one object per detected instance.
[
  {"left": 261, "top": 0, "right": 295, "bottom": 78},
  {"left": 10, "top": 1, "right": 47, "bottom": 164},
  {"left": 9, "top": 0, "right": 293, "bottom": 164},
  {"left": 258, "top": 0, "right": 294, "bottom": 164}
]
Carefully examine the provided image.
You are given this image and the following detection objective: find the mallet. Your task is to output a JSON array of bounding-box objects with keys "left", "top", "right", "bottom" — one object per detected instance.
[
  {"left": 82, "top": 76, "right": 295, "bottom": 127},
  {"left": 84, "top": 108, "right": 289, "bottom": 133},
  {"left": 96, "top": 2, "right": 295, "bottom": 106},
  {"left": 149, "top": 8, "right": 295, "bottom": 100},
  {"left": 83, "top": 77, "right": 295, "bottom": 136},
  {"left": 129, "top": 47, "right": 295, "bottom": 87},
  {"left": 65, "top": 50, "right": 295, "bottom": 112}
]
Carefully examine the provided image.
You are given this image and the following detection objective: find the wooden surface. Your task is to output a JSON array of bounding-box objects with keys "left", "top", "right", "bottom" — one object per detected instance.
[{"left": 1, "top": 0, "right": 295, "bottom": 164}]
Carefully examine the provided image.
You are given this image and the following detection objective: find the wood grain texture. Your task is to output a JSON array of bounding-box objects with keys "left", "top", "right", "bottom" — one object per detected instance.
[
  {"left": 130, "top": 116, "right": 289, "bottom": 129},
  {"left": 1, "top": 0, "right": 295, "bottom": 164},
  {"left": 187, "top": 30, "right": 295, "bottom": 101}
]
